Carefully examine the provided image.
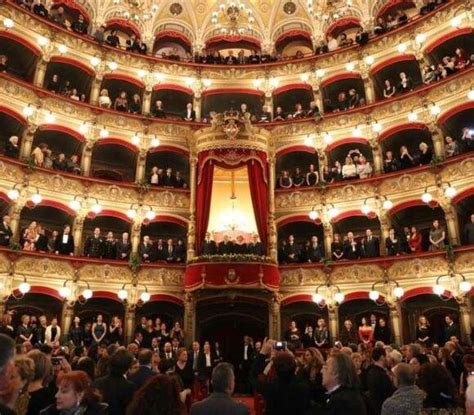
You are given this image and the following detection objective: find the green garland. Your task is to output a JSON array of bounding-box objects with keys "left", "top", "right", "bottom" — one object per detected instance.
[{"left": 188, "top": 254, "right": 275, "bottom": 264}]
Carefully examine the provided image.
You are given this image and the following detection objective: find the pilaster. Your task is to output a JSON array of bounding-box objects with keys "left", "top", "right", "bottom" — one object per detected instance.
[
  {"left": 124, "top": 305, "right": 136, "bottom": 345},
  {"left": 328, "top": 306, "right": 339, "bottom": 345},
  {"left": 269, "top": 294, "right": 281, "bottom": 340},
  {"left": 183, "top": 292, "right": 196, "bottom": 347},
  {"left": 135, "top": 149, "right": 147, "bottom": 183},
  {"left": 460, "top": 301, "right": 472, "bottom": 345},
  {"left": 60, "top": 302, "right": 74, "bottom": 341},
  {"left": 33, "top": 59, "right": 48, "bottom": 88},
  {"left": 72, "top": 216, "right": 84, "bottom": 256},
  {"left": 389, "top": 303, "right": 403, "bottom": 346}
]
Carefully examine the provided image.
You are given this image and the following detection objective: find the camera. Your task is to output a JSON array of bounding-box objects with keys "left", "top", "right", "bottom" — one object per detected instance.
[{"left": 274, "top": 341, "right": 287, "bottom": 351}]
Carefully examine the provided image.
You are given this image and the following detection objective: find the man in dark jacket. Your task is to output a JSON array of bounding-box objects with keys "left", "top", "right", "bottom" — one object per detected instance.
[
  {"left": 344, "top": 232, "right": 360, "bottom": 260},
  {"left": 0, "top": 215, "right": 13, "bottom": 247},
  {"left": 322, "top": 352, "right": 367, "bottom": 415},
  {"left": 202, "top": 232, "right": 217, "bottom": 255},
  {"left": 94, "top": 348, "right": 136, "bottom": 415},
  {"left": 306, "top": 235, "right": 324, "bottom": 262},
  {"left": 361, "top": 229, "right": 380, "bottom": 258},
  {"left": 365, "top": 347, "right": 396, "bottom": 414},
  {"left": 247, "top": 234, "right": 264, "bottom": 256},
  {"left": 54, "top": 224, "right": 74, "bottom": 255},
  {"left": 138, "top": 235, "right": 155, "bottom": 262},
  {"left": 191, "top": 363, "right": 250, "bottom": 415},
  {"left": 116, "top": 232, "right": 131, "bottom": 260},
  {"left": 251, "top": 339, "right": 311, "bottom": 415},
  {"left": 218, "top": 235, "right": 234, "bottom": 255},
  {"left": 83, "top": 227, "right": 104, "bottom": 258},
  {"left": 126, "top": 349, "right": 154, "bottom": 389}
]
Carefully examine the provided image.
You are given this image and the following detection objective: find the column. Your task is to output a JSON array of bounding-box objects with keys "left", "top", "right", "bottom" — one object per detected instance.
[
  {"left": 371, "top": 140, "right": 383, "bottom": 174},
  {"left": 264, "top": 94, "right": 273, "bottom": 119},
  {"left": 142, "top": 90, "right": 152, "bottom": 115},
  {"left": 323, "top": 222, "right": 333, "bottom": 259},
  {"left": 131, "top": 221, "right": 141, "bottom": 254},
  {"left": 363, "top": 77, "right": 375, "bottom": 105},
  {"left": 268, "top": 152, "right": 277, "bottom": 261},
  {"left": 389, "top": 303, "right": 403, "bottom": 346},
  {"left": 444, "top": 207, "right": 461, "bottom": 246},
  {"left": 135, "top": 150, "right": 147, "bottom": 183},
  {"left": 72, "top": 216, "right": 84, "bottom": 256},
  {"left": 187, "top": 154, "right": 197, "bottom": 259},
  {"left": 33, "top": 59, "right": 48, "bottom": 88},
  {"left": 183, "top": 292, "right": 196, "bottom": 347},
  {"left": 193, "top": 95, "right": 202, "bottom": 122},
  {"left": 20, "top": 123, "right": 37, "bottom": 161},
  {"left": 379, "top": 214, "right": 391, "bottom": 256},
  {"left": 81, "top": 142, "right": 94, "bottom": 177},
  {"left": 89, "top": 78, "right": 102, "bottom": 105},
  {"left": 0, "top": 300, "right": 6, "bottom": 318},
  {"left": 312, "top": 88, "right": 323, "bottom": 115},
  {"left": 459, "top": 301, "right": 472, "bottom": 345},
  {"left": 328, "top": 306, "right": 339, "bottom": 344},
  {"left": 318, "top": 151, "right": 327, "bottom": 182},
  {"left": 429, "top": 123, "right": 445, "bottom": 160},
  {"left": 268, "top": 294, "right": 281, "bottom": 340},
  {"left": 124, "top": 305, "right": 136, "bottom": 345},
  {"left": 9, "top": 204, "right": 23, "bottom": 243},
  {"left": 60, "top": 302, "right": 74, "bottom": 342}
]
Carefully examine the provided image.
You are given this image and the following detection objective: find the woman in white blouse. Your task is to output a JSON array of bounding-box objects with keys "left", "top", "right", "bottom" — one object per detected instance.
[
  {"left": 357, "top": 156, "right": 373, "bottom": 179},
  {"left": 45, "top": 317, "right": 61, "bottom": 345},
  {"left": 148, "top": 166, "right": 160, "bottom": 185},
  {"left": 98, "top": 89, "right": 112, "bottom": 108},
  {"left": 342, "top": 156, "right": 357, "bottom": 180}
]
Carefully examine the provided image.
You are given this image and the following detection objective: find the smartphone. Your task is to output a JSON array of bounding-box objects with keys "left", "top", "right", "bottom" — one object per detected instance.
[{"left": 274, "top": 341, "right": 287, "bottom": 351}]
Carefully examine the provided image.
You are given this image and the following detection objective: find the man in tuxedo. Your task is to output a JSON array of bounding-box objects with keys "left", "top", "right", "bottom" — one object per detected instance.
[
  {"left": 138, "top": 235, "right": 155, "bottom": 262},
  {"left": 116, "top": 232, "right": 131, "bottom": 260},
  {"left": 55, "top": 224, "right": 74, "bottom": 255},
  {"left": 322, "top": 352, "right": 367, "bottom": 414},
  {"left": 370, "top": 314, "right": 378, "bottom": 333},
  {"left": 127, "top": 349, "right": 154, "bottom": 389},
  {"left": 84, "top": 227, "right": 104, "bottom": 258},
  {"left": 183, "top": 102, "right": 196, "bottom": 121},
  {"left": 132, "top": 332, "right": 143, "bottom": 347},
  {"left": 189, "top": 341, "right": 203, "bottom": 378},
  {"left": 165, "top": 238, "right": 176, "bottom": 263},
  {"left": 443, "top": 315, "right": 460, "bottom": 344},
  {"left": 240, "top": 336, "right": 254, "bottom": 394},
  {"left": 191, "top": 363, "right": 250, "bottom": 415},
  {"left": 344, "top": 232, "right": 360, "bottom": 260},
  {"left": 247, "top": 234, "right": 264, "bottom": 256},
  {"left": 155, "top": 239, "right": 166, "bottom": 261},
  {"left": 202, "top": 232, "right": 217, "bottom": 255},
  {"left": 218, "top": 235, "right": 234, "bottom": 255},
  {"left": 285, "top": 235, "right": 300, "bottom": 263},
  {"left": 160, "top": 341, "right": 176, "bottom": 362},
  {"left": 307, "top": 235, "right": 323, "bottom": 263},
  {"left": 362, "top": 229, "right": 380, "bottom": 258},
  {"left": 0, "top": 215, "right": 13, "bottom": 247},
  {"left": 162, "top": 168, "right": 176, "bottom": 187}
]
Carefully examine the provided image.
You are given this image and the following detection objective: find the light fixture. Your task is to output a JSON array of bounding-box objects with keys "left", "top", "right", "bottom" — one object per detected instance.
[
  {"left": 415, "top": 33, "right": 426, "bottom": 44},
  {"left": 369, "top": 271, "right": 404, "bottom": 306},
  {"left": 397, "top": 43, "right": 407, "bottom": 53},
  {"left": 69, "top": 196, "right": 82, "bottom": 211},
  {"left": 3, "top": 18, "right": 14, "bottom": 29},
  {"left": 345, "top": 62, "right": 355, "bottom": 72},
  {"left": 38, "top": 35, "right": 49, "bottom": 46},
  {"left": 313, "top": 280, "right": 345, "bottom": 309},
  {"left": 90, "top": 56, "right": 101, "bottom": 67},
  {"left": 31, "top": 190, "right": 42, "bottom": 205},
  {"left": 408, "top": 111, "right": 418, "bottom": 122},
  {"left": 137, "top": 69, "right": 146, "bottom": 78},
  {"left": 145, "top": 208, "right": 156, "bottom": 221},
  {"left": 203, "top": 79, "right": 212, "bottom": 88},
  {"left": 300, "top": 73, "right": 310, "bottom": 82},
  {"left": 126, "top": 205, "right": 138, "bottom": 219},
  {"left": 323, "top": 131, "right": 332, "bottom": 144},
  {"left": 468, "top": 88, "right": 474, "bottom": 101},
  {"left": 79, "top": 122, "right": 89, "bottom": 134},
  {"left": 372, "top": 121, "right": 382, "bottom": 133},
  {"left": 253, "top": 79, "right": 262, "bottom": 89},
  {"left": 269, "top": 77, "right": 279, "bottom": 88},
  {"left": 430, "top": 104, "right": 441, "bottom": 116},
  {"left": 434, "top": 261, "right": 472, "bottom": 303},
  {"left": 421, "top": 189, "right": 433, "bottom": 204},
  {"left": 184, "top": 77, "right": 196, "bottom": 87},
  {"left": 444, "top": 184, "right": 457, "bottom": 199},
  {"left": 7, "top": 185, "right": 20, "bottom": 200},
  {"left": 151, "top": 136, "right": 160, "bottom": 147},
  {"left": 382, "top": 198, "right": 393, "bottom": 210},
  {"left": 308, "top": 207, "right": 319, "bottom": 221},
  {"left": 327, "top": 204, "right": 339, "bottom": 220},
  {"left": 361, "top": 202, "right": 373, "bottom": 215},
  {"left": 212, "top": 1, "right": 255, "bottom": 36},
  {"left": 90, "top": 200, "right": 102, "bottom": 214},
  {"left": 45, "top": 111, "right": 55, "bottom": 123},
  {"left": 99, "top": 127, "right": 109, "bottom": 138},
  {"left": 18, "top": 280, "right": 31, "bottom": 295},
  {"left": 117, "top": 281, "right": 150, "bottom": 307},
  {"left": 107, "top": 61, "right": 118, "bottom": 71},
  {"left": 131, "top": 133, "right": 140, "bottom": 145},
  {"left": 154, "top": 72, "right": 165, "bottom": 83},
  {"left": 57, "top": 44, "right": 68, "bottom": 54},
  {"left": 315, "top": 68, "right": 325, "bottom": 78},
  {"left": 352, "top": 125, "right": 362, "bottom": 137},
  {"left": 58, "top": 278, "right": 93, "bottom": 305},
  {"left": 23, "top": 105, "right": 35, "bottom": 117},
  {"left": 304, "top": 133, "right": 314, "bottom": 147},
  {"left": 450, "top": 16, "right": 462, "bottom": 28},
  {"left": 363, "top": 55, "right": 374, "bottom": 65}
]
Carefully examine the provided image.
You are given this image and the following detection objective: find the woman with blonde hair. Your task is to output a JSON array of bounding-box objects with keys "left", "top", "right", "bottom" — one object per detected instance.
[{"left": 416, "top": 315, "right": 431, "bottom": 347}]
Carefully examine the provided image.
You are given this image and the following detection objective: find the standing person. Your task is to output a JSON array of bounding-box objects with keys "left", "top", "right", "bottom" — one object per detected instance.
[
  {"left": 416, "top": 316, "right": 431, "bottom": 347},
  {"left": 45, "top": 318, "right": 61, "bottom": 346},
  {"left": 68, "top": 316, "right": 84, "bottom": 348},
  {"left": 239, "top": 336, "right": 254, "bottom": 394},
  {"left": 0, "top": 215, "right": 13, "bottom": 246},
  {"left": 54, "top": 224, "right": 74, "bottom": 256},
  {"left": 443, "top": 315, "right": 459, "bottom": 345},
  {"left": 314, "top": 318, "right": 329, "bottom": 348},
  {"left": 17, "top": 315, "right": 33, "bottom": 345},
  {"left": 175, "top": 348, "right": 193, "bottom": 390},
  {"left": 91, "top": 315, "right": 107, "bottom": 346},
  {"left": 126, "top": 349, "right": 154, "bottom": 390},
  {"left": 108, "top": 316, "right": 123, "bottom": 345},
  {"left": 358, "top": 317, "right": 374, "bottom": 347},
  {"left": 429, "top": 220, "right": 445, "bottom": 251},
  {"left": 83, "top": 228, "right": 104, "bottom": 258},
  {"left": 374, "top": 318, "right": 391, "bottom": 345},
  {"left": 26, "top": 350, "right": 55, "bottom": 415},
  {"left": 116, "top": 232, "right": 131, "bottom": 260},
  {"left": 340, "top": 320, "right": 358, "bottom": 346}
]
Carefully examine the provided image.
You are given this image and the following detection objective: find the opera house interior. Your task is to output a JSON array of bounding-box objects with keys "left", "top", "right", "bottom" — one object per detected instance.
[{"left": 0, "top": 0, "right": 473, "bottom": 413}]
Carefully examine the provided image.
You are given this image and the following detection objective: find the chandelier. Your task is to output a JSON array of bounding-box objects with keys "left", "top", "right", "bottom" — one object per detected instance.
[
  {"left": 313, "top": 275, "right": 345, "bottom": 309},
  {"left": 369, "top": 271, "right": 404, "bottom": 306},
  {"left": 0, "top": 274, "right": 31, "bottom": 300},
  {"left": 58, "top": 277, "right": 93, "bottom": 306},
  {"left": 306, "top": 0, "right": 353, "bottom": 21},
  {"left": 433, "top": 259, "right": 472, "bottom": 304},
  {"left": 211, "top": 1, "right": 255, "bottom": 36},
  {"left": 118, "top": 281, "right": 150, "bottom": 308},
  {"left": 112, "top": 0, "right": 159, "bottom": 23}
]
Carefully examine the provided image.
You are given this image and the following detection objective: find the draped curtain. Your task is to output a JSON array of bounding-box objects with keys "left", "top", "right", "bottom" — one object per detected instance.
[{"left": 195, "top": 149, "right": 268, "bottom": 255}]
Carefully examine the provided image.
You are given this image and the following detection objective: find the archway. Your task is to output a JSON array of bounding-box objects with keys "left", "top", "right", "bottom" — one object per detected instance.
[
  {"left": 100, "top": 75, "right": 144, "bottom": 110},
  {"left": 201, "top": 89, "right": 264, "bottom": 119},
  {"left": 146, "top": 149, "right": 189, "bottom": 187},
  {"left": 0, "top": 32, "right": 40, "bottom": 81},
  {"left": 275, "top": 148, "right": 319, "bottom": 188},
  {"left": 425, "top": 29, "right": 474, "bottom": 66},
  {"left": 153, "top": 30, "right": 192, "bottom": 58},
  {"left": 44, "top": 58, "right": 94, "bottom": 99},
  {"left": 439, "top": 104, "right": 474, "bottom": 154},
  {"left": 82, "top": 213, "right": 131, "bottom": 254},
  {"left": 452, "top": 190, "right": 474, "bottom": 246},
  {"left": 91, "top": 141, "right": 138, "bottom": 182},
  {"left": 6, "top": 292, "right": 64, "bottom": 326},
  {"left": 273, "top": 84, "right": 314, "bottom": 117},
  {"left": 321, "top": 74, "right": 366, "bottom": 112},
  {"left": 74, "top": 295, "right": 125, "bottom": 327},
  {"left": 0, "top": 108, "right": 26, "bottom": 157},
  {"left": 33, "top": 126, "right": 84, "bottom": 164},
  {"left": 150, "top": 86, "right": 193, "bottom": 119},
  {"left": 326, "top": 139, "right": 373, "bottom": 170},
  {"left": 275, "top": 30, "right": 313, "bottom": 58},
  {"left": 280, "top": 300, "right": 329, "bottom": 338},
  {"left": 136, "top": 299, "right": 184, "bottom": 333}
]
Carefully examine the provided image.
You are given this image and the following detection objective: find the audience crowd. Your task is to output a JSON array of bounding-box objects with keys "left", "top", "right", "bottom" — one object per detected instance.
[{"left": 0, "top": 307, "right": 473, "bottom": 415}]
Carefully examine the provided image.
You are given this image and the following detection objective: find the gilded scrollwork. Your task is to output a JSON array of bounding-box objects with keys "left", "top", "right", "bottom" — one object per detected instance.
[
  {"left": 80, "top": 264, "right": 132, "bottom": 282},
  {"left": 15, "top": 257, "right": 74, "bottom": 278}
]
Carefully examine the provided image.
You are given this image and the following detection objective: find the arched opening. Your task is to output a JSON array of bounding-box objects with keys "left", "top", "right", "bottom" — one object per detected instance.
[
  {"left": 82, "top": 214, "right": 132, "bottom": 255},
  {"left": 6, "top": 292, "right": 63, "bottom": 326},
  {"left": 376, "top": 0, "right": 417, "bottom": 23},
  {"left": 0, "top": 108, "right": 26, "bottom": 158},
  {"left": 325, "top": 17, "right": 362, "bottom": 47},
  {"left": 388, "top": 203, "right": 446, "bottom": 252},
  {"left": 281, "top": 300, "right": 329, "bottom": 342},
  {"left": 150, "top": 86, "right": 193, "bottom": 119},
  {"left": 371, "top": 56, "right": 423, "bottom": 100},
  {"left": 153, "top": 30, "right": 192, "bottom": 59},
  {"left": 401, "top": 293, "right": 460, "bottom": 345},
  {"left": 19, "top": 204, "right": 74, "bottom": 251},
  {"left": 426, "top": 30, "right": 474, "bottom": 66},
  {"left": 146, "top": 149, "right": 189, "bottom": 188},
  {"left": 332, "top": 213, "right": 381, "bottom": 252},
  {"left": 100, "top": 76, "right": 144, "bottom": 112},
  {"left": 74, "top": 296, "right": 125, "bottom": 336},
  {"left": 0, "top": 33, "right": 40, "bottom": 81},
  {"left": 33, "top": 127, "right": 84, "bottom": 169},
  {"left": 273, "top": 85, "right": 314, "bottom": 118},
  {"left": 196, "top": 295, "right": 268, "bottom": 362},
  {"left": 326, "top": 140, "right": 374, "bottom": 180},
  {"left": 439, "top": 105, "right": 474, "bottom": 155},
  {"left": 452, "top": 191, "right": 474, "bottom": 246},
  {"left": 91, "top": 141, "right": 138, "bottom": 182},
  {"left": 321, "top": 75, "right": 366, "bottom": 113},
  {"left": 140, "top": 220, "right": 187, "bottom": 250},
  {"left": 104, "top": 18, "right": 140, "bottom": 48},
  {"left": 50, "top": 1, "right": 90, "bottom": 32},
  {"left": 379, "top": 124, "right": 433, "bottom": 169},
  {"left": 44, "top": 58, "right": 94, "bottom": 100},
  {"left": 136, "top": 300, "right": 184, "bottom": 333},
  {"left": 204, "top": 35, "right": 262, "bottom": 59},
  {"left": 275, "top": 149, "right": 319, "bottom": 189},
  {"left": 338, "top": 298, "right": 390, "bottom": 342},
  {"left": 277, "top": 219, "right": 325, "bottom": 263},
  {"left": 201, "top": 90, "right": 264, "bottom": 119},
  {"left": 275, "top": 30, "right": 313, "bottom": 58}
]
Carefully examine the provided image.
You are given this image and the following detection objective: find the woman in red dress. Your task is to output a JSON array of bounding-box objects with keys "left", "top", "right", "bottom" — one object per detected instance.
[
  {"left": 358, "top": 317, "right": 374, "bottom": 346},
  {"left": 408, "top": 226, "right": 423, "bottom": 253}
]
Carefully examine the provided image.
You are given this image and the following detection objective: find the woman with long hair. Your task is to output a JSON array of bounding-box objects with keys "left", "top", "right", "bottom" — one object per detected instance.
[
  {"left": 408, "top": 226, "right": 423, "bottom": 253},
  {"left": 429, "top": 219, "right": 445, "bottom": 251},
  {"left": 358, "top": 317, "right": 374, "bottom": 346},
  {"left": 416, "top": 316, "right": 431, "bottom": 347}
]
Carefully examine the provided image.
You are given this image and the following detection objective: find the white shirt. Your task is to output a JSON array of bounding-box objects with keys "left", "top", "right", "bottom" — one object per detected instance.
[
  {"left": 150, "top": 174, "right": 159, "bottom": 184},
  {"left": 98, "top": 95, "right": 111, "bottom": 108},
  {"left": 62, "top": 234, "right": 69, "bottom": 244},
  {"left": 205, "top": 353, "right": 211, "bottom": 367},
  {"left": 244, "top": 344, "right": 248, "bottom": 360}
]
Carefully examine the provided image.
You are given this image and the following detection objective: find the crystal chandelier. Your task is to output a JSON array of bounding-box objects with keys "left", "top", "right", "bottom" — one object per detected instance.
[
  {"left": 112, "top": 0, "right": 159, "bottom": 23},
  {"left": 211, "top": 1, "right": 255, "bottom": 36}
]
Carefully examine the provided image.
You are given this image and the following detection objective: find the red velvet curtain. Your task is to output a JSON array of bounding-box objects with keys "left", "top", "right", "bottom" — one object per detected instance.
[
  {"left": 247, "top": 159, "right": 268, "bottom": 250},
  {"left": 195, "top": 157, "right": 214, "bottom": 256}
]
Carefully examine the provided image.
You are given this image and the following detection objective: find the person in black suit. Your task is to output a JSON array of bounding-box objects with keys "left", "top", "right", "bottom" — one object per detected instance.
[
  {"left": 322, "top": 352, "right": 368, "bottom": 415},
  {"left": 116, "top": 232, "right": 131, "bottom": 260},
  {"left": 239, "top": 336, "right": 254, "bottom": 394},
  {"left": 94, "top": 348, "right": 136, "bottom": 415},
  {"left": 183, "top": 102, "right": 196, "bottom": 121},
  {"left": 84, "top": 227, "right": 104, "bottom": 258},
  {"left": 160, "top": 341, "right": 176, "bottom": 362},
  {"left": 152, "top": 100, "right": 166, "bottom": 118},
  {"left": 247, "top": 234, "right": 264, "bottom": 256},
  {"left": 165, "top": 238, "right": 176, "bottom": 263},
  {"left": 285, "top": 235, "right": 300, "bottom": 263},
  {"left": 189, "top": 341, "right": 203, "bottom": 378},
  {"left": 35, "top": 225, "right": 49, "bottom": 252},
  {"left": 365, "top": 347, "right": 395, "bottom": 414},
  {"left": 224, "top": 50, "right": 238, "bottom": 64},
  {"left": 202, "top": 232, "right": 217, "bottom": 255},
  {"left": 155, "top": 239, "right": 166, "bottom": 261},
  {"left": 306, "top": 235, "right": 324, "bottom": 263},
  {"left": 251, "top": 340, "right": 311, "bottom": 415},
  {"left": 54, "top": 224, "right": 74, "bottom": 255},
  {"left": 162, "top": 168, "right": 176, "bottom": 187},
  {"left": 198, "top": 342, "right": 215, "bottom": 381},
  {"left": 344, "top": 232, "right": 360, "bottom": 260},
  {"left": 127, "top": 349, "right": 154, "bottom": 389},
  {"left": 374, "top": 317, "right": 391, "bottom": 345},
  {"left": 361, "top": 229, "right": 380, "bottom": 258},
  {"left": 191, "top": 363, "right": 250, "bottom": 415},
  {"left": 0, "top": 215, "right": 13, "bottom": 247},
  {"left": 385, "top": 228, "right": 401, "bottom": 256},
  {"left": 443, "top": 315, "right": 460, "bottom": 344},
  {"left": 218, "top": 235, "right": 234, "bottom": 255},
  {"left": 138, "top": 235, "right": 155, "bottom": 262}
]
